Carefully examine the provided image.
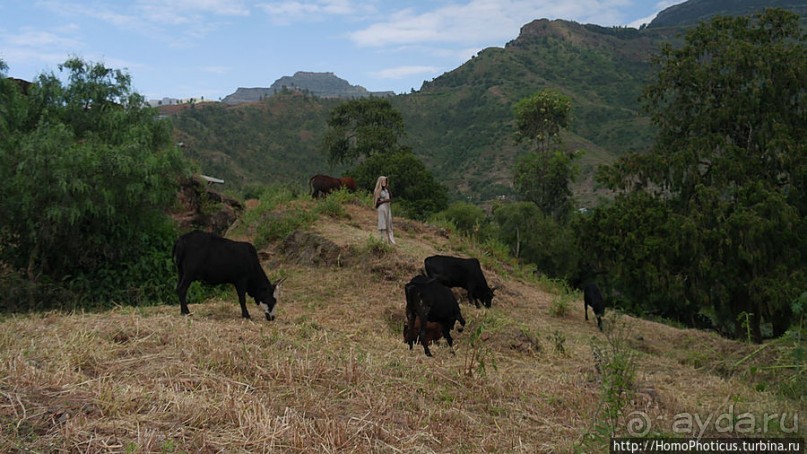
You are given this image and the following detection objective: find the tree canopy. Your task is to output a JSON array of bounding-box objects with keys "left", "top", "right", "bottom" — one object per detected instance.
[
  {"left": 0, "top": 58, "right": 188, "bottom": 307},
  {"left": 322, "top": 97, "right": 406, "bottom": 165},
  {"left": 587, "top": 9, "right": 807, "bottom": 341},
  {"left": 513, "top": 89, "right": 572, "bottom": 152}
]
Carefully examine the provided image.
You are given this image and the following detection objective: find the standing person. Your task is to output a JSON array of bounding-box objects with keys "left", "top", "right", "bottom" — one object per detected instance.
[{"left": 373, "top": 176, "right": 396, "bottom": 244}]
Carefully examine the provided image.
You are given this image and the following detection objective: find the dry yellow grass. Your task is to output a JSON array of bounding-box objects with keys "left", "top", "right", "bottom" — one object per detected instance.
[{"left": 1, "top": 201, "right": 803, "bottom": 453}]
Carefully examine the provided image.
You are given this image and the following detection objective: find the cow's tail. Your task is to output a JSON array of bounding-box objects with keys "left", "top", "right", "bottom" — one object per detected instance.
[
  {"left": 309, "top": 175, "right": 317, "bottom": 197},
  {"left": 171, "top": 237, "right": 183, "bottom": 274},
  {"left": 584, "top": 297, "right": 589, "bottom": 321}
]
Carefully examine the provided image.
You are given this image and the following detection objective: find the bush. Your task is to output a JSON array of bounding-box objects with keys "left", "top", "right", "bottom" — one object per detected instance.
[
  {"left": 492, "top": 202, "right": 580, "bottom": 279},
  {"left": 431, "top": 202, "right": 492, "bottom": 240}
]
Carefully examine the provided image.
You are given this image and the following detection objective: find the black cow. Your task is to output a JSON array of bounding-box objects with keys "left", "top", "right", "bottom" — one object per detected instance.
[
  {"left": 173, "top": 231, "right": 284, "bottom": 320},
  {"left": 309, "top": 174, "right": 356, "bottom": 198},
  {"left": 404, "top": 275, "right": 466, "bottom": 357},
  {"left": 424, "top": 255, "right": 496, "bottom": 308},
  {"left": 584, "top": 283, "right": 605, "bottom": 331}
]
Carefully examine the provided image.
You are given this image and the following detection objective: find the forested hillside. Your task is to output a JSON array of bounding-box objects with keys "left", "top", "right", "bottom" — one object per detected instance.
[
  {"left": 164, "top": 20, "right": 670, "bottom": 203},
  {"left": 647, "top": 0, "right": 807, "bottom": 28},
  {"left": 165, "top": 1, "right": 806, "bottom": 204}
]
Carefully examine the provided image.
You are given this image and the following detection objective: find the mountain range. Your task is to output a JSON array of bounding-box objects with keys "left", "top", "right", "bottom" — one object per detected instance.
[{"left": 164, "top": 0, "right": 806, "bottom": 205}]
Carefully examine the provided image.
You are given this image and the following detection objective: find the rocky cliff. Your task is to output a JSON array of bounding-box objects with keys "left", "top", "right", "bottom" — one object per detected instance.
[{"left": 221, "top": 71, "right": 394, "bottom": 104}]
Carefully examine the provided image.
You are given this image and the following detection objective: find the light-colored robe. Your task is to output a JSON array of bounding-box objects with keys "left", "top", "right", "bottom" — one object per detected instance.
[{"left": 377, "top": 188, "right": 393, "bottom": 232}]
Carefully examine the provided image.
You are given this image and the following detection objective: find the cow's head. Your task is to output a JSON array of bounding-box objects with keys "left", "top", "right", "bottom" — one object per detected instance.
[
  {"left": 481, "top": 286, "right": 497, "bottom": 308},
  {"left": 256, "top": 277, "right": 286, "bottom": 321}
]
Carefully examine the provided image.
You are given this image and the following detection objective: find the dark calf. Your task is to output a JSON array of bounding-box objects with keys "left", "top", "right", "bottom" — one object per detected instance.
[{"left": 403, "top": 316, "right": 444, "bottom": 348}]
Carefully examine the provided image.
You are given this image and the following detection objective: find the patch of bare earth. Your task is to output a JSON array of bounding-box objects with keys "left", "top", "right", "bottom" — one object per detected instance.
[{"left": 1, "top": 202, "right": 803, "bottom": 452}]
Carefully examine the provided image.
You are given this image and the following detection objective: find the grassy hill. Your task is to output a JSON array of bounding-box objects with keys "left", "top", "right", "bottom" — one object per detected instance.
[{"left": 2, "top": 194, "right": 803, "bottom": 452}]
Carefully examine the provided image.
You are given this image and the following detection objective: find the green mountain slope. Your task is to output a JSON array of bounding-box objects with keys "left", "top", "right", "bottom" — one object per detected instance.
[
  {"left": 648, "top": 0, "right": 807, "bottom": 28},
  {"left": 166, "top": 20, "right": 668, "bottom": 203},
  {"left": 167, "top": 1, "right": 805, "bottom": 204},
  {"left": 167, "top": 94, "right": 349, "bottom": 192}
]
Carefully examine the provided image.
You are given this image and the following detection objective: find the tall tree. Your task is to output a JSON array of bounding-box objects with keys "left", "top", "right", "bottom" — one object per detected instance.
[
  {"left": 591, "top": 9, "right": 807, "bottom": 341},
  {"left": 323, "top": 98, "right": 405, "bottom": 165},
  {"left": 512, "top": 89, "right": 578, "bottom": 220},
  {"left": 0, "top": 58, "right": 188, "bottom": 297},
  {"left": 513, "top": 89, "right": 572, "bottom": 153}
]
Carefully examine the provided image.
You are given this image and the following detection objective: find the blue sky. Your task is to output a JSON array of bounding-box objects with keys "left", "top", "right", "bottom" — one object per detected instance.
[{"left": 0, "top": 0, "right": 682, "bottom": 101}]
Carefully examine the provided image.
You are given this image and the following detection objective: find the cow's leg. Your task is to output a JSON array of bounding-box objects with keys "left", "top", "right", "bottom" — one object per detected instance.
[
  {"left": 418, "top": 317, "right": 432, "bottom": 356},
  {"left": 585, "top": 300, "right": 589, "bottom": 321},
  {"left": 443, "top": 326, "right": 455, "bottom": 355},
  {"left": 406, "top": 313, "right": 416, "bottom": 350},
  {"left": 596, "top": 315, "right": 603, "bottom": 331},
  {"left": 235, "top": 282, "right": 250, "bottom": 319},
  {"left": 176, "top": 275, "right": 192, "bottom": 316},
  {"left": 418, "top": 311, "right": 430, "bottom": 356},
  {"left": 469, "top": 291, "right": 480, "bottom": 308}
]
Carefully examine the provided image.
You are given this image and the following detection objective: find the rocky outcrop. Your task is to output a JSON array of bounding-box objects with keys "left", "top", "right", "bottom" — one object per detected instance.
[
  {"left": 222, "top": 72, "right": 395, "bottom": 105},
  {"left": 174, "top": 176, "right": 244, "bottom": 235}
]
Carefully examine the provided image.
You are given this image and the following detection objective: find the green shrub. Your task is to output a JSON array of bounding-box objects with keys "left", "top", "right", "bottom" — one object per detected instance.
[
  {"left": 254, "top": 209, "right": 318, "bottom": 249},
  {"left": 431, "top": 202, "right": 489, "bottom": 239}
]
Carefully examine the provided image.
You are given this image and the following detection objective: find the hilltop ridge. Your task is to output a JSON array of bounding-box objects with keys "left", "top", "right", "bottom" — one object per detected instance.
[{"left": 221, "top": 71, "right": 395, "bottom": 105}]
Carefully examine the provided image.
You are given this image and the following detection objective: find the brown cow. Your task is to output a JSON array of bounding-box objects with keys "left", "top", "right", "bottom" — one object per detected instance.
[
  {"left": 403, "top": 316, "right": 444, "bottom": 347},
  {"left": 309, "top": 174, "right": 355, "bottom": 198}
]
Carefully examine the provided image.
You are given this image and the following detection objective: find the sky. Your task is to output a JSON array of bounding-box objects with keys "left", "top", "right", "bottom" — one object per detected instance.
[{"left": 0, "top": 0, "right": 682, "bottom": 101}]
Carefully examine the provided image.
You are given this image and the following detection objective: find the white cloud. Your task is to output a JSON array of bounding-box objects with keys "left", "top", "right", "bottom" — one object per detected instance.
[
  {"left": 373, "top": 65, "right": 438, "bottom": 79},
  {"left": 5, "top": 27, "right": 83, "bottom": 49},
  {"left": 626, "top": 0, "right": 680, "bottom": 28},
  {"left": 136, "top": 0, "right": 250, "bottom": 23},
  {"left": 349, "top": 0, "right": 636, "bottom": 48},
  {"left": 257, "top": 0, "right": 374, "bottom": 24},
  {"left": 627, "top": 13, "right": 655, "bottom": 29},
  {"left": 203, "top": 65, "right": 231, "bottom": 74}
]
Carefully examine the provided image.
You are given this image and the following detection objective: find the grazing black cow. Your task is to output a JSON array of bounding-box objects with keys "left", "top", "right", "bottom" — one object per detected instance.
[
  {"left": 173, "top": 231, "right": 284, "bottom": 320},
  {"left": 309, "top": 174, "right": 356, "bottom": 198},
  {"left": 404, "top": 275, "right": 466, "bottom": 357},
  {"left": 424, "top": 255, "right": 496, "bottom": 308},
  {"left": 584, "top": 283, "right": 605, "bottom": 331}
]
